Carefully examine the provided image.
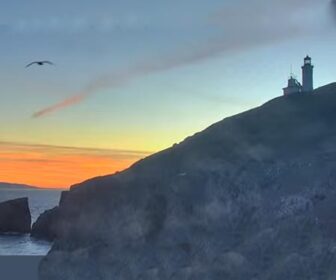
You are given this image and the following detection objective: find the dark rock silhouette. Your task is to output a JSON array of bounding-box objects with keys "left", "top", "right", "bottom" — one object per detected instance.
[
  {"left": 0, "top": 197, "right": 31, "bottom": 233},
  {"left": 40, "top": 83, "right": 336, "bottom": 279},
  {"left": 0, "top": 182, "right": 38, "bottom": 190},
  {"left": 31, "top": 207, "right": 60, "bottom": 241},
  {"left": 31, "top": 191, "right": 69, "bottom": 241}
]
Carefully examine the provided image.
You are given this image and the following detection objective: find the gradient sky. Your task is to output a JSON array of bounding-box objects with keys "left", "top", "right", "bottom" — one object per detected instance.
[{"left": 0, "top": 0, "right": 336, "bottom": 188}]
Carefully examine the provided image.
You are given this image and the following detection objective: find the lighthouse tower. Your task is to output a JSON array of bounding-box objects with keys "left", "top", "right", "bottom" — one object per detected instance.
[{"left": 301, "top": 55, "right": 314, "bottom": 93}]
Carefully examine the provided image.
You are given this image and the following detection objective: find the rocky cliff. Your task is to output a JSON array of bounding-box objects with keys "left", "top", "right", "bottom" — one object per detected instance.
[{"left": 40, "top": 83, "right": 336, "bottom": 279}]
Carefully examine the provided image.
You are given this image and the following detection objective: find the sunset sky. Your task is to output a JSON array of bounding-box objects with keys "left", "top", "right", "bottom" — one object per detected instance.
[{"left": 0, "top": 0, "right": 336, "bottom": 188}]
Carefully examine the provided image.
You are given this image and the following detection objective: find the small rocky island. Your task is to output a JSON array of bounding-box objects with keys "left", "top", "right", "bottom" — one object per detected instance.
[{"left": 0, "top": 197, "right": 31, "bottom": 234}]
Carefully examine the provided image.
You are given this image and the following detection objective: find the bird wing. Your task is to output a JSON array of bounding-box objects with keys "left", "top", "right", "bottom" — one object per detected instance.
[
  {"left": 42, "top": 61, "right": 54, "bottom": 65},
  {"left": 25, "top": 62, "right": 37, "bottom": 68}
]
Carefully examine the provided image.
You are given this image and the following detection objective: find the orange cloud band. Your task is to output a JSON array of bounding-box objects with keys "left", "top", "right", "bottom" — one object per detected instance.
[{"left": 0, "top": 141, "right": 151, "bottom": 188}]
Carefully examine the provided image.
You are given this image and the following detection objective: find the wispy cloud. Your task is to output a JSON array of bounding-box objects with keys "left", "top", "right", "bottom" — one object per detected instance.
[
  {"left": 32, "top": 93, "right": 89, "bottom": 118},
  {"left": 0, "top": 15, "right": 148, "bottom": 34},
  {"left": 32, "top": 0, "right": 324, "bottom": 118},
  {"left": 0, "top": 141, "right": 151, "bottom": 188}
]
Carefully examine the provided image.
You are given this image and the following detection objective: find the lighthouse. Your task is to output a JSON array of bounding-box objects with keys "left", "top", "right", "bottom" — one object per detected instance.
[
  {"left": 301, "top": 55, "right": 314, "bottom": 93},
  {"left": 283, "top": 55, "right": 315, "bottom": 96}
]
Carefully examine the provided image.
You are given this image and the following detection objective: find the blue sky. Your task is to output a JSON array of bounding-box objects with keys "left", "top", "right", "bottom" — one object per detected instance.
[
  {"left": 1, "top": 0, "right": 336, "bottom": 187},
  {"left": 0, "top": 0, "right": 336, "bottom": 153}
]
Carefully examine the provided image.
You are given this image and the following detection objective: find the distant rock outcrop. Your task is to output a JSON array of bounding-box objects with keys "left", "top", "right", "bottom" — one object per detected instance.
[
  {"left": 40, "top": 83, "right": 336, "bottom": 279},
  {"left": 31, "top": 207, "right": 59, "bottom": 241},
  {"left": 31, "top": 191, "right": 69, "bottom": 241},
  {"left": 0, "top": 198, "right": 31, "bottom": 233},
  {"left": 0, "top": 182, "right": 38, "bottom": 190}
]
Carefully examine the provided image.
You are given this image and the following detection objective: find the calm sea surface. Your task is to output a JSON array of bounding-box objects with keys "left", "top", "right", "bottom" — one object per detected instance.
[{"left": 0, "top": 188, "right": 62, "bottom": 255}]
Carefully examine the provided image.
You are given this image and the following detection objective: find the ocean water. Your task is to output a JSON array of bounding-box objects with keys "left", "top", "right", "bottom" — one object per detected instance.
[{"left": 0, "top": 188, "right": 62, "bottom": 255}]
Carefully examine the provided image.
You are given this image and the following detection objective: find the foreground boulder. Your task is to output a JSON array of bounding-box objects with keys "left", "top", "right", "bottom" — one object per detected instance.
[
  {"left": 40, "top": 83, "right": 336, "bottom": 279},
  {"left": 0, "top": 197, "right": 31, "bottom": 233}
]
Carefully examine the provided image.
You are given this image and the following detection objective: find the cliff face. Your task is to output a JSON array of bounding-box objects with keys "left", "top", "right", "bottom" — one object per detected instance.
[{"left": 40, "top": 83, "right": 336, "bottom": 279}]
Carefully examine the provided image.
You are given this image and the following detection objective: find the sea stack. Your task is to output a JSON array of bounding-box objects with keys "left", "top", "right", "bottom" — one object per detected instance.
[{"left": 0, "top": 197, "right": 31, "bottom": 234}]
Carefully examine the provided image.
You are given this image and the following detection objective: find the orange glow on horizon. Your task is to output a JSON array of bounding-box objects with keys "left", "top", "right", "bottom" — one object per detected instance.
[{"left": 0, "top": 141, "right": 152, "bottom": 188}]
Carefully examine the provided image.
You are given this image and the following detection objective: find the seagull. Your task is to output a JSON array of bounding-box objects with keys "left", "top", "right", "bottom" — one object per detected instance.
[{"left": 25, "top": 61, "right": 54, "bottom": 68}]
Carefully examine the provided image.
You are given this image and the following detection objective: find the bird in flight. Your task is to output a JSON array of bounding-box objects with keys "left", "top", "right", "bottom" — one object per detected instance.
[{"left": 25, "top": 61, "right": 54, "bottom": 68}]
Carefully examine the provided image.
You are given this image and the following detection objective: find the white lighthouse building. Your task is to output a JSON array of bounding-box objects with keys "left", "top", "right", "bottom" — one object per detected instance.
[
  {"left": 283, "top": 56, "right": 314, "bottom": 96},
  {"left": 302, "top": 55, "right": 314, "bottom": 92}
]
